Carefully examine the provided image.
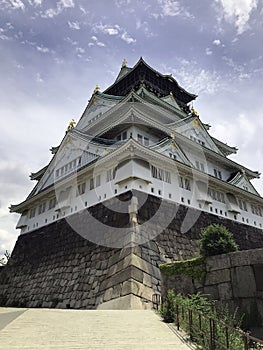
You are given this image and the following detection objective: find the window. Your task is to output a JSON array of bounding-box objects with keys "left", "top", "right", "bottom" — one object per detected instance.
[
  {"left": 29, "top": 208, "right": 36, "bottom": 218},
  {"left": 106, "top": 168, "right": 116, "bottom": 182},
  {"left": 90, "top": 178, "right": 94, "bottom": 190},
  {"left": 77, "top": 182, "right": 86, "bottom": 196},
  {"left": 251, "top": 204, "right": 263, "bottom": 217},
  {"left": 208, "top": 188, "right": 225, "bottom": 203},
  {"left": 214, "top": 168, "right": 222, "bottom": 179},
  {"left": 38, "top": 202, "right": 46, "bottom": 215},
  {"left": 179, "top": 176, "right": 191, "bottom": 191},
  {"left": 195, "top": 161, "right": 205, "bottom": 172},
  {"left": 122, "top": 131, "right": 127, "bottom": 140},
  {"left": 95, "top": 175, "right": 101, "bottom": 187},
  {"left": 151, "top": 165, "right": 171, "bottom": 183},
  {"left": 49, "top": 198, "right": 56, "bottom": 210},
  {"left": 169, "top": 153, "right": 177, "bottom": 160},
  {"left": 137, "top": 134, "right": 143, "bottom": 144},
  {"left": 144, "top": 137, "right": 149, "bottom": 146},
  {"left": 238, "top": 199, "right": 248, "bottom": 212}
]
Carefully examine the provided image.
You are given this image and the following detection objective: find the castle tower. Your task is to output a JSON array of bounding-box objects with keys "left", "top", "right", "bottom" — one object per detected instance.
[{"left": 1, "top": 58, "right": 263, "bottom": 309}]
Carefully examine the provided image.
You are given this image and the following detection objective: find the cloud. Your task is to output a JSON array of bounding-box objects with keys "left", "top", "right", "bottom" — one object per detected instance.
[
  {"left": 157, "top": 0, "right": 193, "bottom": 18},
  {"left": 60, "top": 0, "right": 74, "bottom": 8},
  {"left": 8, "top": 0, "right": 25, "bottom": 10},
  {"left": 163, "top": 59, "right": 226, "bottom": 96},
  {"left": 42, "top": 0, "right": 74, "bottom": 18},
  {"left": 213, "top": 39, "right": 221, "bottom": 45},
  {"left": 159, "top": 0, "right": 180, "bottom": 16},
  {"left": 121, "top": 31, "right": 136, "bottom": 44},
  {"left": 206, "top": 48, "right": 213, "bottom": 55},
  {"left": 94, "top": 23, "right": 136, "bottom": 44},
  {"left": 28, "top": 0, "right": 42, "bottom": 5},
  {"left": 97, "top": 42, "right": 106, "bottom": 47},
  {"left": 68, "top": 21, "right": 80, "bottom": 30},
  {"left": 36, "top": 45, "right": 50, "bottom": 53},
  {"left": 215, "top": 0, "right": 258, "bottom": 34},
  {"left": 95, "top": 24, "right": 120, "bottom": 35},
  {"left": 90, "top": 36, "right": 106, "bottom": 47}
]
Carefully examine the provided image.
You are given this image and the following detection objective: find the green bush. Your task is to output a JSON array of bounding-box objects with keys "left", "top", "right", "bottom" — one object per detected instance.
[
  {"left": 160, "top": 290, "right": 176, "bottom": 323},
  {"left": 199, "top": 224, "right": 238, "bottom": 257},
  {"left": 160, "top": 291, "right": 244, "bottom": 350}
]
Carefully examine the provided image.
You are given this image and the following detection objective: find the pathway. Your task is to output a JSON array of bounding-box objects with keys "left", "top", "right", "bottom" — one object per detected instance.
[{"left": 0, "top": 308, "right": 193, "bottom": 349}]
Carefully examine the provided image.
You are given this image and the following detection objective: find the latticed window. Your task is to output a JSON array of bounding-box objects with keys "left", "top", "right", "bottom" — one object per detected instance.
[
  {"left": 179, "top": 176, "right": 191, "bottom": 191},
  {"left": 151, "top": 165, "right": 171, "bottom": 183},
  {"left": 48, "top": 198, "right": 57, "bottom": 210},
  {"left": 38, "top": 202, "right": 46, "bottom": 214},
  {"left": 106, "top": 168, "right": 116, "bottom": 182},
  {"left": 29, "top": 208, "right": 36, "bottom": 218},
  {"left": 76, "top": 182, "right": 86, "bottom": 196},
  {"left": 208, "top": 188, "right": 225, "bottom": 203},
  {"left": 251, "top": 204, "right": 263, "bottom": 217},
  {"left": 238, "top": 199, "right": 248, "bottom": 212}
]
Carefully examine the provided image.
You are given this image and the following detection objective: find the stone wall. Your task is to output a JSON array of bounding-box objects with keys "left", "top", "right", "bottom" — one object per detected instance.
[
  {"left": 161, "top": 248, "right": 263, "bottom": 337},
  {"left": 1, "top": 190, "right": 263, "bottom": 310}
]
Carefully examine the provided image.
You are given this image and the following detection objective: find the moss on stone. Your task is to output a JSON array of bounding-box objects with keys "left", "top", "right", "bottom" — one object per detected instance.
[{"left": 159, "top": 256, "right": 206, "bottom": 282}]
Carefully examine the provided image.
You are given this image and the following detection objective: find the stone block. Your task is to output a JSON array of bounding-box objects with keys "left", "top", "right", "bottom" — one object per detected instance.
[
  {"left": 206, "top": 254, "right": 231, "bottom": 272},
  {"left": 232, "top": 266, "right": 257, "bottom": 298},
  {"left": 203, "top": 285, "right": 219, "bottom": 299},
  {"left": 143, "top": 273, "right": 152, "bottom": 288},
  {"left": 218, "top": 282, "right": 233, "bottom": 300},
  {"left": 205, "top": 269, "right": 230, "bottom": 285}
]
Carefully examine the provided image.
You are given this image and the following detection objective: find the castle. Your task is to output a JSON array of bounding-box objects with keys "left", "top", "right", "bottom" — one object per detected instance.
[
  {"left": 2, "top": 58, "right": 263, "bottom": 310},
  {"left": 11, "top": 57, "right": 263, "bottom": 234}
]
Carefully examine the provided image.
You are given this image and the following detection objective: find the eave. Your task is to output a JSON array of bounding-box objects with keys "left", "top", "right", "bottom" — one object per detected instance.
[
  {"left": 104, "top": 57, "right": 197, "bottom": 104},
  {"left": 30, "top": 165, "right": 48, "bottom": 181},
  {"left": 10, "top": 139, "right": 263, "bottom": 214},
  {"left": 212, "top": 137, "right": 238, "bottom": 156}
]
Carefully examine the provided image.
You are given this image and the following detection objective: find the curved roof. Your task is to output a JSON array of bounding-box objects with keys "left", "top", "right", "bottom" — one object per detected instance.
[{"left": 104, "top": 57, "right": 197, "bottom": 104}]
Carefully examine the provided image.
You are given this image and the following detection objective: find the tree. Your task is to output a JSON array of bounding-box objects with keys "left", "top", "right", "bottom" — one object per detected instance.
[
  {"left": 0, "top": 250, "right": 10, "bottom": 266},
  {"left": 200, "top": 224, "right": 238, "bottom": 257}
]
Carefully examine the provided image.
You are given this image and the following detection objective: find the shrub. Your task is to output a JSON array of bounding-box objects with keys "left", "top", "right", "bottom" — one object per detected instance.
[
  {"left": 199, "top": 224, "right": 238, "bottom": 257},
  {"left": 160, "top": 291, "right": 244, "bottom": 350}
]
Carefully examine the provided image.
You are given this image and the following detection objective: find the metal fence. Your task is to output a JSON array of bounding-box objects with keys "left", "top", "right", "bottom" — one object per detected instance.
[{"left": 152, "top": 294, "right": 263, "bottom": 350}]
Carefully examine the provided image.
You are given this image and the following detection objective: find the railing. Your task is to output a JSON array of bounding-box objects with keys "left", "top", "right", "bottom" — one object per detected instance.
[
  {"left": 174, "top": 303, "right": 263, "bottom": 350},
  {"left": 152, "top": 293, "right": 162, "bottom": 311}
]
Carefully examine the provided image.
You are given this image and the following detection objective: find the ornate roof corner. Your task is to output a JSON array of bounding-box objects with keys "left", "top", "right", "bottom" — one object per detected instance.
[
  {"left": 50, "top": 146, "right": 59, "bottom": 154},
  {"left": 30, "top": 165, "right": 48, "bottom": 181}
]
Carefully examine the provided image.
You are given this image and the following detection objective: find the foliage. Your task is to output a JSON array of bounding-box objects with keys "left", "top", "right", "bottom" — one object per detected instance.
[
  {"left": 0, "top": 251, "right": 10, "bottom": 266},
  {"left": 160, "top": 290, "right": 176, "bottom": 323},
  {"left": 159, "top": 256, "right": 206, "bottom": 282},
  {"left": 160, "top": 291, "right": 245, "bottom": 350},
  {"left": 199, "top": 224, "right": 238, "bottom": 257}
]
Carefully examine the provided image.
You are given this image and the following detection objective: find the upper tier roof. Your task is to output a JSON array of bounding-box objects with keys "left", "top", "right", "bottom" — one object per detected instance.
[{"left": 104, "top": 57, "right": 197, "bottom": 105}]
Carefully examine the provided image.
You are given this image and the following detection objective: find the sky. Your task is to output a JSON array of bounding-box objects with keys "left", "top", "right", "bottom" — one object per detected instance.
[{"left": 0, "top": 0, "right": 263, "bottom": 257}]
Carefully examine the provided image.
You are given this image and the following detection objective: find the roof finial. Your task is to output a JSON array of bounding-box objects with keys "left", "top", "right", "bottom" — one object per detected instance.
[
  {"left": 67, "top": 119, "right": 76, "bottom": 132},
  {"left": 93, "top": 85, "right": 100, "bottom": 94},
  {"left": 191, "top": 107, "right": 199, "bottom": 117},
  {"left": 122, "top": 58, "right": 127, "bottom": 68}
]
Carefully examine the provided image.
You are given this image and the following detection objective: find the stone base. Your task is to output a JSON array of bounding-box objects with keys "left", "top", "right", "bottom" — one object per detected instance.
[
  {"left": 97, "top": 294, "right": 152, "bottom": 310},
  {"left": 1, "top": 190, "right": 263, "bottom": 310}
]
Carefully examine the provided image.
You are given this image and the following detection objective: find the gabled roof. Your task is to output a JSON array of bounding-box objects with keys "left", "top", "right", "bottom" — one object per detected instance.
[
  {"left": 150, "top": 138, "right": 191, "bottom": 166},
  {"left": 228, "top": 171, "right": 259, "bottom": 195},
  {"left": 104, "top": 57, "right": 197, "bottom": 104},
  {"left": 212, "top": 137, "right": 237, "bottom": 156},
  {"left": 30, "top": 165, "right": 48, "bottom": 181},
  {"left": 171, "top": 115, "right": 223, "bottom": 156}
]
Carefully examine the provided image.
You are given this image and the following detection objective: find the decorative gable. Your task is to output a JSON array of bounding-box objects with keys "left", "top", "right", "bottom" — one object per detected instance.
[
  {"left": 175, "top": 117, "right": 222, "bottom": 154},
  {"left": 150, "top": 139, "right": 190, "bottom": 166},
  {"left": 228, "top": 172, "right": 259, "bottom": 195}
]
